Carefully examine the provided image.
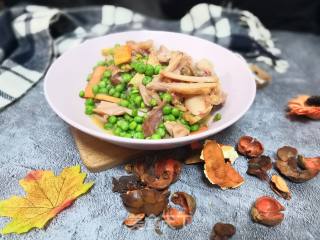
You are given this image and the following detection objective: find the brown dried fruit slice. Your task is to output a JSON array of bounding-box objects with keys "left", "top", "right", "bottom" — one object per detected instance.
[
  {"left": 121, "top": 188, "right": 169, "bottom": 216},
  {"left": 251, "top": 196, "right": 285, "bottom": 226},
  {"left": 123, "top": 213, "right": 145, "bottom": 228},
  {"left": 203, "top": 140, "right": 244, "bottom": 189},
  {"left": 287, "top": 95, "right": 320, "bottom": 120},
  {"left": 112, "top": 175, "right": 144, "bottom": 194},
  {"left": 129, "top": 158, "right": 181, "bottom": 190},
  {"left": 270, "top": 175, "right": 291, "bottom": 200},
  {"left": 276, "top": 146, "right": 318, "bottom": 182},
  {"left": 237, "top": 136, "right": 264, "bottom": 157},
  {"left": 210, "top": 222, "right": 236, "bottom": 240},
  {"left": 247, "top": 155, "right": 272, "bottom": 181},
  {"left": 162, "top": 192, "right": 196, "bottom": 229}
]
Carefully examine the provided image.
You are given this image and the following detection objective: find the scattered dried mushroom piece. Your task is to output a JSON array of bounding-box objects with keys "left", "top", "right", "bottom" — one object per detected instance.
[
  {"left": 276, "top": 146, "right": 318, "bottom": 182},
  {"left": 162, "top": 192, "right": 196, "bottom": 229},
  {"left": 237, "top": 136, "right": 264, "bottom": 158},
  {"left": 247, "top": 155, "right": 272, "bottom": 181},
  {"left": 287, "top": 95, "right": 320, "bottom": 120},
  {"left": 123, "top": 213, "right": 145, "bottom": 229},
  {"left": 203, "top": 140, "right": 244, "bottom": 189},
  {"left": 251, "top": 196, "right": 285, "bottom": 227},
  {"left": 210, "top": 222, "right": 236, "bottom": 240},
  {"left": 250, "top": 64, "right": 272, "bottom": 88},
  {"left": 121, "top": 188, "right": 169, "bottom": 216},
  {"left": 127, "top": 158, "right": 181, "bottom": 190},
  {"left": 270, "top": 175, "right": 291, "bottom": 200}
]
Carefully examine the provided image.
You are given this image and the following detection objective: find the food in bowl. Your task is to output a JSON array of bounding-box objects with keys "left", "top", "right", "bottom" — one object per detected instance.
[{"left": 79, "top": 40, "right": 225, "bottom": 139}]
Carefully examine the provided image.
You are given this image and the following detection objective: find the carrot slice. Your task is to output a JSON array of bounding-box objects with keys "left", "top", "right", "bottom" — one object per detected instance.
[
  {"left": 84, "top": 66, "right": 107, "bottom": 98},
  {"left": 114, "top": 45, "right": 132, "bottom": 65},
  {"left": 190, "top": 126, "right": 208, "bottom": 135}
]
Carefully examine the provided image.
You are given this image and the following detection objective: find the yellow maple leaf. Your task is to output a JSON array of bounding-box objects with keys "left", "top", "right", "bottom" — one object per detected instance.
[{"left": 0, "top": 165, "right": 94, "bottom": 234}]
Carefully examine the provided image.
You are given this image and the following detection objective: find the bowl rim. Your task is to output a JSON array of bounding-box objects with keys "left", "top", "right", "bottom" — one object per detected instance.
[{"left": 44, "top": 30, "right": 256, "bottom": 146}]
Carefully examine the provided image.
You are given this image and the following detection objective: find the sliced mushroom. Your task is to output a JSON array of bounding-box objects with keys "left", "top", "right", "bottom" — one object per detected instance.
[
  {"left": 164, "top": 121, "right": 190, "bottom": 138},
  {"left": 237, "top": 136, "right": 264, "bottom": 158},
  {"left": 162, "top": 192, "right": 196, "bottom": 229},
  {"left": 165, "top": 52, "right": 183, "bottom": 72},
  {"left": 161, "top": 71, "right": 217, "bottom": 83},
  {"left": 195, "top": 59, "right": 213, "bottom": 77},
  {"left": 142, "top": 102, "right": 165, "bottom": 137},
  {"left": 121, "top": 188, "right": 169, "bottom": 216},
  {"left": 126, "top": 40, "right": 153, "bottom": 54},
  {"left": 251, "top": 196, "right": 285, "bottom": 227},
  {"left": 276, "top": 146, "right": 318, "bottom": 182},
  {"left": 94, "top": 101, "right": 132, "bottom": 116},
  {"left": 210, "top": 222, "right": 236, "bottom": 240},
  {"left": 247, "top": 155, "right": 272, "bottom": 181},
  {"left": 147, "top": 50, "right": 160, "bottom": 66},
  {"left": 138, "top": 82, "right": 160, "bottom": 106},
  {"left": 270, "top": 175, "right": 291, "bottom": 200},
  {"left": 157, "top": 45, "right": 171, "bottom": 63}
]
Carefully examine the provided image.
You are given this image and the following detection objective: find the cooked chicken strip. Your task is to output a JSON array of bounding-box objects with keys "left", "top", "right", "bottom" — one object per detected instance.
[{"left": 94, "top": 101, "right": 132, "bottom": 116}]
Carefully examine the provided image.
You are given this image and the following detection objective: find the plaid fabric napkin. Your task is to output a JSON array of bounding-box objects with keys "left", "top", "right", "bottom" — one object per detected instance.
[{"left": 0, "top": 4, "right": 288, "bottom": 110}]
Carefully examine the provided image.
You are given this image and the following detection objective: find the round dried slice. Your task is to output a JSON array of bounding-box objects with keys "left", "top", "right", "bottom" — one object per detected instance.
[
  {"left": 210, "top": 222, "right": 236, "bottom": 240},
  {"left": 237, "top": 136, "right": 264, "bottom": 158}
]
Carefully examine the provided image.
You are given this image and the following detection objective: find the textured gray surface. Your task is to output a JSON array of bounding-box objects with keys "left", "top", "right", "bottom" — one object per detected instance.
[{"left": 0, "top": 31, "right": 320, "bottom": 240}]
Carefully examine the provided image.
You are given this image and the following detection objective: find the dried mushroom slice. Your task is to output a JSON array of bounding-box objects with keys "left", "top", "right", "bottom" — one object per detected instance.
[
  {"left": 121, "top": 188, "right": 169, "bottom": 216},
  {"left": 276, "top": 146, "right": 318, "bottom": 182},
  {"left": 237, "top": 136, "right": 264, "bottom": 158},
  {"left": 247, "top": 155, "right": 272, "bottom": 181},
  {"left": 129, "top": 158, "right": 182, "bottom": 190},
  {"left": 123, "top": 213, "right": 145, "bottom": 229},
  {"left": 210, "top": 222, "right": 236, "bottom": 240},
  {"left": 270, "top": 175, "right": 291, "bottom": 200},
  {"left": 203, "top": 140, "right": 244, "bottom": 189},
  {"left": 162, "top": 192, "right": 196, "bottom": 229},
  {"left": 251, "top": 196, "right": 285, "bottom": 227}
]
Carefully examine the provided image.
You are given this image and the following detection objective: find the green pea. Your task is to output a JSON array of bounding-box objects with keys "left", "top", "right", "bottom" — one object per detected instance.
[
  {"left": 98, "top": 81, "right": 107, "bottom": 88},
  {"left": 92, "top": 85, "right": 99, "bottom": 94},
  {"left": 98, "top": 87, "right": 108, "bottom": 94},
  {"left": 135, "top": 62, "right": 146, "bottom": 73},
  {"left": 130, "top": 88, "right": 139, "bottom": 95},
  {"left": 79, "top": 90, "right": 85, "bottom": 98},
  {"left": 163, "top": 105, "right": 172, "bottom": 115},
  {"left": 108, "top": 88, "right": 116, "bottom": 96},
  {"left": 142, "top": 76, "right": 152, "bottom": 85},
  {"left": 134, "top": 132, "right": 144, "bottom": 139},
  {"left": 119, "top": 100, "right": 129, "bottom": 107},
  {"left": 131, "top": 109, "right": 138, "bottom": 116},
  {"left": 85, "top": 98, "right": 95, "bottom": 106},
  {"left": 119, "top": 131, "right": 126, "bottom": 137},
  {"left": 190, "top": 124, "right": 200, "bottom": 132},
  {"left": 159, "top": 92, "right": 164, "bottom": 98},
  {"left": 115, "top": 84, "right": 125, "bottom": 93},
  {"left": 134, "top": 116, "right": 143, "bottom": 123},
  {"left": 162, "top": 93, "right": 172, "bottom": 103},
  {"left": 128, "top": 103, "right": 135, "bottom": 109},
  {"left": 134, "top": 96, "right": 142, "bottom": 105},
  {"left": 136, "top": 124, "right": 143, "bottom": 132},
  {"left": 156, "top": 127, "right": 166, "bottom": 137},
  {"left": 113, "top": 92, "right": 120, "bottom": 98},
  {"left": 171, "top": 108, "right": 180, "bottom": 117},
  {"left": 180, "top": 118, "right": 189, "bottom": 125},
  {"left": 214, "top": 113, "right": 222, "bottom": 121},
  {"left": 102, "top": 77, "right": 110, "bottom": 83},
  {"left": 140, "top": 102, "right": 146, "bottom": 108},
  {"left": 124, "top": 114, "right": 133, "bottom": 121},
  {"left": 113, "top": 127, "right": 122, "bottom": 136},
  {"left": 129, "top": 121, "right": 137, "bottom": 130},
  {"left": 124, "top": 133, "right": 132, "bottom": 138},
  {"left": 104, "top": 70, "right": 112, "bottom": 78},
  {"left": 121, "top": 73, "right": 132, "bottom": 82},
  {"left": 117, "top": 120, "right": 129, "bottom": 131},
  {"left": 151, "top": 134, "right": 161, "bottom": 140},
  {"left": 154, "top": 65, "right": 162, "bottom": 75},
  {"left": 150, "top": 99, "right": 157, "bottom": 107},
  {"left": 120, "top": 93, "right": 127, "bottom": 99},
  {"left": 108, "top": 116, "right": 117, "bottom": 124},
  {"left": 144, "top": 64, "right": 154, "bottom": 76},
  {"left": 158, "top": 123, "right": 165, "bottom": 128},
  {"left": 96, "top": 60, "right": 106, "bottom": 66},
  {"left": 104, "top": 122, "right": 113, "bottom": 130},
  {"left": 85, "top": 105, "right": 94, "bottom": 115},
  {"left": 107, "top": 60, "right": 114, "bottom": 66},
  {"left": 164, "top": 115, "right": 175, "bottom": 121}
]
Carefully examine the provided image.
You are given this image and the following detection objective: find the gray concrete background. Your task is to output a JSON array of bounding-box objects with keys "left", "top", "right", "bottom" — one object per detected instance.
[{"left": 0, "top": 31, "right": 320, "bottom": 240}]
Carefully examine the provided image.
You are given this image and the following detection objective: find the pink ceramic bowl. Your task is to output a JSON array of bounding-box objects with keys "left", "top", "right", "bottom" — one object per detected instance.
[{"left": 44, "top": 31, "right": 256, "bottom": 150}]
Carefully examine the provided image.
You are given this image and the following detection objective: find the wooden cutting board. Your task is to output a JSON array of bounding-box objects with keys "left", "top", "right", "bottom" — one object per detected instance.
[{"left": 71, "top": 128, "right": 144, "bottom": 172}]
